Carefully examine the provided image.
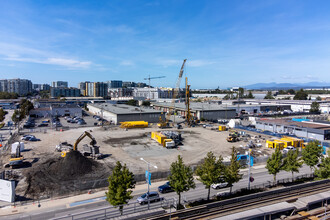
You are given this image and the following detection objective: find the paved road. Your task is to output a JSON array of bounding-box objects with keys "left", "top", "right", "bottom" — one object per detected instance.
[{"left": 2, "top": 165, "right": 313, "bottom": 220}]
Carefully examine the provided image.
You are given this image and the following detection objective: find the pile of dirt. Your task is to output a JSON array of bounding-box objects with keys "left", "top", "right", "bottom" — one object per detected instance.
[{"left": 24, "top": 151, "right": 101, "bottom": 198}]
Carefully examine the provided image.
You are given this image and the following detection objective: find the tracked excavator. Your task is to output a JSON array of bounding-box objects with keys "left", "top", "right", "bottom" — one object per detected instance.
[{"left": 61, "top": 131, "right": 102, "bottom": 159}]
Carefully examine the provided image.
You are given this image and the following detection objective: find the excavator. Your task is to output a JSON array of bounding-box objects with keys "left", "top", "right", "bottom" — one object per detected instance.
[
  {"left": 9, "top": 146, "right": 24, "bottom": 168},
  {"left": 60, "top": 131, "right": 102, "bottom": 159}
]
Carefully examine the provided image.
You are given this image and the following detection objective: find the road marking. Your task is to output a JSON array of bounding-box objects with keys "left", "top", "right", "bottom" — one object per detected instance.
[{"left": 69, "top": 196, "right": 106, "bottom": 207}]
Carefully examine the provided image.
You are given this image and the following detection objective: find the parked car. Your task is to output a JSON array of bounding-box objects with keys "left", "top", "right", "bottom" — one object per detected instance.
[
  {"left": 23, "top": 123, "right": 35, "bottom": 128},
  {"left": 211, "top": 182, "right": 228, "bottom": 189},
  {"left": 283, "top": 146, "right": 296, "bottom": 153},
  {"left": 158, "top": 182, "right": 174, "bottom": 194},
  {"left": 137, "top": 192, "right": 161, "bottom": 205},
  {"left": 29, "top": 137, "right": 41, "bottom": 141},
  {"left": 38, "top": 123, "right": 48, "bottom": 127},
  {"left": 77, "top": 120, "right": 86, "bottom": 125}
]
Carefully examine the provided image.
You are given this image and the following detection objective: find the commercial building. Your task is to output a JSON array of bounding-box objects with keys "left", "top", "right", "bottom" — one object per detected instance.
[
  {"left": 152, "top": 102, "right": 237, "bottom": 121},
  {"left": 109, "top": 88, "right": 133, "bottom": 98},
  {"left": 87, "top": 103, "right": 164, "bottom": 125},
  {"left": 0, "top": 78, "right": 32, "bottom": 95},
  {"left": 0, "top": 99, "right": 20, "bottom": 109},
  {"left": 50, "top": 87, "right": 81, "bottom": 98},
  {"left": 255, "top": 118, "right": 330, "bottom": 141},
  {"left": 33, "top": 84, "right": 50, "bottom": 91},
  {"left": 133, "top": 87, "right": 174, "bottom": 100},
  {"left": 51, "top": 81, "right": 68, "bottom": 88},
  {"left": 107, "top": 80, "right": 122, "bottom": 88},
  {"left": 123, "top": 81, "right": 136, "bottom": 88}
]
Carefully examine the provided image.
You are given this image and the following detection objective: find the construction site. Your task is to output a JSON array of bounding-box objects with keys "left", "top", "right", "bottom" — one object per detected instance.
[{"left": 0, "top": 59, "right": 315, "bottom": 203}]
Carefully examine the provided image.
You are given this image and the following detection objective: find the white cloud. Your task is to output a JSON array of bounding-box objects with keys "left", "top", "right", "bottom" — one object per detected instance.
[
  {"left": 5, "top": 56, "right": 92, "bottom": 68},
  {"left": 119, "top": 60, "right": 134, "bottom": 66},
  {"left": 189, "top": 60, "right": 216, "bottom": 67}
]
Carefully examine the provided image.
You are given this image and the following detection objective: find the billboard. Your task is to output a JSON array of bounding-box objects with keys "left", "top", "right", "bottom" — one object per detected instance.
[{"left": 0, "top": 179, "right": 15, "bottom": 202}]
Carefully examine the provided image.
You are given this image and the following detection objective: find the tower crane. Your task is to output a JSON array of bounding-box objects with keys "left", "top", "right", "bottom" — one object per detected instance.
[{"left": 144, "top": 75, "right": 166, "bottom": 100}]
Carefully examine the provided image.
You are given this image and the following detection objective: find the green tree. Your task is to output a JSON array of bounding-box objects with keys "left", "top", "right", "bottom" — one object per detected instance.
[
  {"left": 12, "top": 110, "right": 23, "bottom": 123},
  {"left": 126, "top": 99, "right": 138, "bottom": 106},
  {"left": 314, "top": 151, "right": 330, "bottom": 179},
  {"left": 223, "top": 147, "right": 242, "bottom": 193},
  {"left": 0, "top": 108, "right": 5, "bottom": 122},
  {"left": 142, "top": 101, "right": 151, "bottom": 106},
  {"left": 247, "top": 91, "right": 254, "bottom": 99},
  {"left": 238, "top": 87, "right": 244, "bottom": 99},
  {"left": 105, "top": 161, "right": 135, "bottom": 215},
  {"left": 266, "top": 147, "right": 283, "bottom": 183},
  {"left": 168, "top": 155, "right": 195, "bottom": 209},
  {"left": 316, "top": 96, "right": 322, "bottom": 101},
  {"left": 278, "top": 90, "right": 286, "bottom": 95},
  {"left": 20, "top": 99, "right": 34, "bottom": 117},
  {"left": 310, "top": 101, "right": 320, "bottom": 113},
  {"left": 293, "top": 89, "right": 308, "bottom": 100},
  {"left": 195, "top": 152, "right": 225, "bottom": 200},
  {"left": 302, "top": 140, "right": 323, "bottom": 172},
  {"left": 223, "top": 94, "right": 230, "bottom": 100},
  {"left": 0, "top": 92, "right": 18, "bottom": 99},
  {"left": 264, "top": 91, "right": 274, "bottom": 99},
  {"left": 287, "top": 89, "right": 295, "bottom": 95},
  {"left": 282, "top": 150, "right": 302, "bottom": 181}
]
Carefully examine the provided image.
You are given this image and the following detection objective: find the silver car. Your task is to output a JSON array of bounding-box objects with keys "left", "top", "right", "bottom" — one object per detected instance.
[{"left": 136, "top": 192, "right": 161, "bottom": 205}]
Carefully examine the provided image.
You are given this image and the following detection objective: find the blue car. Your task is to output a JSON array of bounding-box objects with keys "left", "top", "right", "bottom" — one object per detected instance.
[{"left": 158, "top": 182, "right": 174, "bottom": 194}]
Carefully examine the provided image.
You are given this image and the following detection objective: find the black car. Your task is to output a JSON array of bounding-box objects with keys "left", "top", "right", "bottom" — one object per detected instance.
[
  {"left": 38, "top": 123, "right": 49, "bottom": 127},
  {"left": 158, "top": 182, "right": 174, "bottom": 193}
]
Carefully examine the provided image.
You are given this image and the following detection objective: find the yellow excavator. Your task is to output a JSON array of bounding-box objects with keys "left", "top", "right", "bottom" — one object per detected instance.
[{"left": 61, "top": 131, "right": 101, "bottom": 159}]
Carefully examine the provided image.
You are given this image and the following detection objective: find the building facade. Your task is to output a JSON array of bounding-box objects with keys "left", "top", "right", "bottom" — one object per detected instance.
[
  {"left": 133, "top": 87, "right": 174, "bottom": 99},
  {"left": 0, "top": 78, "right": 32, "bottom": 95},
  {"left": 50, "top": 87, "right": 81, "bottom": 98},
  {"left": 33, "top": 84, "right": 50, "bottom": 91},
  {"left": 51, "top": 81, "right": 68, "bottom": 88},
  {"left": 107, "top": 80, "right": 122, "bottom": 88}
]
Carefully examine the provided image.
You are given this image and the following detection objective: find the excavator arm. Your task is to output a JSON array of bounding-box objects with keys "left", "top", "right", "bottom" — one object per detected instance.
[{"left": 73, "top": 131, "right": 96, "bottom": 151}]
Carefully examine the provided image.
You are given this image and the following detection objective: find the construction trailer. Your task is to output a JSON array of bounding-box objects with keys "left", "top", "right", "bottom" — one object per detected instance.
[
  {"left": 120, "top": 121, "right": 148, "bottom": 129},
  {"left": 266, "top": 140, "right": 285, "bottom": 150},
  {"left": 274, "top": 139, "right": 292, "bottom": 148},
  {"left": 151, "top": 131, "right": 175, "bottom": 148},
  {"left": 281, "top": 136, "right": 304, "bottom": 148}
]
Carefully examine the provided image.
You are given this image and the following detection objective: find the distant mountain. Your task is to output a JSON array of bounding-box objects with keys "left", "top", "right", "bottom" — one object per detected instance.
[{"left": 244, "top": 82, "right": 330, "bottom": 90}]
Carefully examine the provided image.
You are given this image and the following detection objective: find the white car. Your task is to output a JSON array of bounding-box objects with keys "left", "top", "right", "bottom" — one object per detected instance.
[
  {"left": 283, "top": 146, "right": 296, "bottom": 153},
  {"left": 211, "top": 182, "right": 228, "bottom": 189}
]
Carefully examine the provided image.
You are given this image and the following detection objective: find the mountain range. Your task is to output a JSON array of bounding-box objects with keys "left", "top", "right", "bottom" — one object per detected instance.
[{"left": 244, "top": 82, "right": 330, "bottom": 90}]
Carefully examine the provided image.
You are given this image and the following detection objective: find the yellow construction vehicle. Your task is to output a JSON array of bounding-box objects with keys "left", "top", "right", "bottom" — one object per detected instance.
[
  {"left": 157, "top": 116, "right": 170, "bottom": 128},
  {"left": 61, "top": 131, "right": 99, "bottom": 158}
]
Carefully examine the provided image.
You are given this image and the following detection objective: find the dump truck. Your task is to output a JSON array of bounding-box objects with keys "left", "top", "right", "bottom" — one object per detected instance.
[{"left": 151, "top": 131, "right": 176, "bottom": 148}]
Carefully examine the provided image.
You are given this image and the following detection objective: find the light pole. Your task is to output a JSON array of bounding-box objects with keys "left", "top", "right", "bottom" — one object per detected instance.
[{"left": 140, "top": 158, "right": 157, "bottom": 210}]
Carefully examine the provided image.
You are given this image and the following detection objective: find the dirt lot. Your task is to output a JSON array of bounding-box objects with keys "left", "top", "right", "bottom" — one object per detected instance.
[{"left": 1, "top": 123, "right": 275, "bottom": 199}]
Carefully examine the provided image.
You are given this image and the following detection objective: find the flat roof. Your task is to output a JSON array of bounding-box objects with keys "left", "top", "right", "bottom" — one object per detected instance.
[
  {"left": 257, "top": 118, "right": 330, "bottom": 130},
  {"left": 88, "top": 103, "right": 163, "bottom": 115}
]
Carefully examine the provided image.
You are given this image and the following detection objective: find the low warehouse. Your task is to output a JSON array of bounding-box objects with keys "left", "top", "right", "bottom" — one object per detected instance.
[
  {"left": 87, "top": 103, "right": 165, "bottom": 125},
  {"left": 152, "top": 102, "right": 236, "bottom": 121}
]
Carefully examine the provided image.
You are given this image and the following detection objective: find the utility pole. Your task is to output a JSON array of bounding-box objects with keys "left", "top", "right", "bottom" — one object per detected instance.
[{"left": 140, "top": 158, "right": 157, "bottom": 210}]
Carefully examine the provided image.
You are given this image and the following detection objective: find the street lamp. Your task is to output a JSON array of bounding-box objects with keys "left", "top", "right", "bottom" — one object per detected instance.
[{"left": 140, "top": 158, "right": 157, "bottom": 210}]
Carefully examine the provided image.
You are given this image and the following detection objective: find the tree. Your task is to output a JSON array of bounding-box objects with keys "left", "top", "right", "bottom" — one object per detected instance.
[
  {"left": 310, "top": 101, "right": 320, "bottom": 113},
  {"left": 282, "top": 150, "right": 302, "bottom": 181},
  {"left": 126, "top": 99, "right": 138, "bottom": 106},
  {"left": 246, "top": 91, "right": 254, "bottom": 99},
  {"left": 106, "top": 161, "right": 135, "bottom": 215},
  {"left": 0, "top": 92, "right": 18, "bottom": 99},
  {"left": 287, "top": 89, "right": 295, "bottom": 95},
  {"left": 0, "top": 108, "right": 5, "bottom": 122},
  {"left": 264, "top": 91, "right": 274, "bottom": 99},
  {"left": 314, "top": 151, "right": 330, "bottom": 179},
  {"left": 266, "top": 147, "right": 283, "bottom": 183},
  {"left": 196, "top": 152, "right": 225, "bottom": 200},
  {"left": 223, "top": 147, "right": 242, "bottom": 193},
  {"left": 20, "top": 99, "right": 34, "bottom": 117},
  {"left": 278, "top": 90, "right": 286, "bottom": 95},
  {"left": 142, "top": 101, "right": 151, "bottom": 106},
  {"left": 238, "top": 87, "right": 244, "bottom": 99},
  {"left": 316, "top": 96, "right": 322, "bottom": 101},
  {"left": 302, "top": 140, "right": 323, "bottom": 172},
  {"left": 12, "top": 110, "right": 23, "bottom": 123},
  {"left": 293, "top": 89, "right": 308, "bottom": 100},
  {"left": 168, "top": 155, "right": 195, "bottom": 209},
  {"left": 223, "top": 94, "right": 230, "bottom": 100}
]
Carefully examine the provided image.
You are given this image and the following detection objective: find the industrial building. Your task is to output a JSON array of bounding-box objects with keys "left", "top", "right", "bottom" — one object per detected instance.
[
  {"left": 255, "top": 118, "right": 330, "bottom": 141},
  {"left": 152, "top": 102, "right": 237, "bottom": 121},
  {"left": 0, "top": 78, "right": 32, "bottom": 95},
  {"left": 87, "top": 103, "right": 165, "bottom": 125}
]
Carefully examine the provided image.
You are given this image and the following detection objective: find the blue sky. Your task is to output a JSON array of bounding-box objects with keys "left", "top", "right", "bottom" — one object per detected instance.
[{"left": 1, "top": 0, "right": 330, "bottom": 89}]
